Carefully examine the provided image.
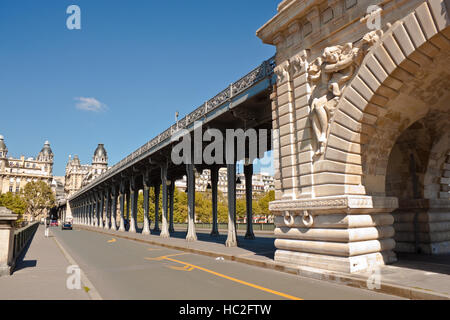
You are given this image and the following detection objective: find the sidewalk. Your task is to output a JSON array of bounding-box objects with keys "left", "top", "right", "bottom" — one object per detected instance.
[
  {"left": 0, "top": 225, "right": 90, "bottom": 300},
  {"left": 76, "top": 224, "right": 450, "bottom": 300}
]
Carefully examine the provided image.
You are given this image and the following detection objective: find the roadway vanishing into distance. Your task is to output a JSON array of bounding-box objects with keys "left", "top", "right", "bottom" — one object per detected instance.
[{"left": 51, "top": 227, "right": 403, "bottom": 300}]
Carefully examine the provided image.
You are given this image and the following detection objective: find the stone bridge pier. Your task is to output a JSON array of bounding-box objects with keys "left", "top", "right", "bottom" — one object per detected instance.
[{"left": 258, "top": 0, "right": 450, "bottom": 272}]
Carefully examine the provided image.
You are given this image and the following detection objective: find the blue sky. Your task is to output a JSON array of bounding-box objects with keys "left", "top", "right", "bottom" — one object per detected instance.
[{"left": 0, "top": 0, "right": 276, "bottom": 176}]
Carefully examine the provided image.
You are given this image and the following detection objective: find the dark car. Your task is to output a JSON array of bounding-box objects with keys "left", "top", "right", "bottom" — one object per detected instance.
[
  {"left": 50, "top": 220, "right": 59, "bottom": 227},
  {"left": 61, "top": 221, "right": 72, "bottom": 230}
]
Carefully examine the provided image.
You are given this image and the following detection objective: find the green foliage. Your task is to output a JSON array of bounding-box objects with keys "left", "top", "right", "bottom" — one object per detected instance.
[
  {"left": 0, "top": 192, "right": 27, "bottom": 224},
  {"left": 256, "top": 190, "right": 275, "bottom": 216},
  {"left": 133, "top": 185, "right": 274, "bottom": 224},
  {"left": 21, "top": 181, "right": 56, "bottom": 218}
]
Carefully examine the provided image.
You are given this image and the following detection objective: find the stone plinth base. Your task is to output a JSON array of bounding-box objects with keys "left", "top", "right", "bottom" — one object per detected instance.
[
  {"left": 394, "top": 199, "right": 450, "bottom": 254},
  {"left": 0, "top": 264, "right": 13, "bottom": 276},
  {"left": 275, "top": 250, "right": 397, "bottom": 273},
  {"left": 269, "top": 196, "right": 398, "bottom": 273},
  {"left": 0, "top": 207, "right": 18, "bottom": 277}
]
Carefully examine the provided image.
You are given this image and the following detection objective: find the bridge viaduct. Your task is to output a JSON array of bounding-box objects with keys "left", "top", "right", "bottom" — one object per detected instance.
[{"left": 63, "top": 0, "right": 450, "bottom": 273}]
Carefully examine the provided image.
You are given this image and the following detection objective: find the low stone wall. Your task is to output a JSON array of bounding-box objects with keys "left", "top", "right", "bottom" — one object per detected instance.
[
  {"left": 13, "top": 221, "right": 39, "bottom": 260},
  {"left": 0, "top": 207, "right": 18, "bottom": 276}
]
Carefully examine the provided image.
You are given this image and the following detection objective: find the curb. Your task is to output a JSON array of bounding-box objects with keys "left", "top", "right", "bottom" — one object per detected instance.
[
  {"left": 51, "top": 230, "right": 103, "bottom": 300},
  {"left": 75, "top": 225, "right": 450, "bottom": 300}
]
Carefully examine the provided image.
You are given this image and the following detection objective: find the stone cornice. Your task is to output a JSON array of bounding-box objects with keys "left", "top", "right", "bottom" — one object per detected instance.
[
  {"left": 256, "top": 0, "right": 321, "bottom": 44},
  {"left": 269, "top": 196, "right": 399, "bottom": 211},
  {"left": 0, "top": 207, "right": 18, "bottom": 220},
  {"left": 398, "top": 198, "right": 450, "bottom": 209}
]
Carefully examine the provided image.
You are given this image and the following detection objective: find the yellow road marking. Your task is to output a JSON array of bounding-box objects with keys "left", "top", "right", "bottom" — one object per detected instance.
[
  {"left": 144, "top": 252, "right": 188, "bottom": 261},
  {"left": 147, "top": 248, "right": 164, "bottom": 252},
  {"left": 168, "top": 265, "right": 195, "bottom": 272},
  {"left": 162, "top": 257, "right": 303, "bottom": 300},
  {"left": 107, "top": 238, "right": 117, "bottom": 243}
]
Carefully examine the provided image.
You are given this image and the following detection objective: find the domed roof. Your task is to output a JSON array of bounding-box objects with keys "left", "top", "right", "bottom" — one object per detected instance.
[
  {"left": 0, "top": 135, "right": 7, "bottom": 151},
  {"left": 93, "top": 144, "right": 107, "bottom": 159},
  {"left": 72, "top": 155, "right": 81, "bottom": 165},
  {"left": 39, "top": 140, "right": 53, "bottom": 156}
]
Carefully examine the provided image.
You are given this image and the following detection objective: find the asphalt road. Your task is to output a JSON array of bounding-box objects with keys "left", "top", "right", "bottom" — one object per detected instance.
[{"left": 51, "top": 227, "right": 404, "bottom": 300}]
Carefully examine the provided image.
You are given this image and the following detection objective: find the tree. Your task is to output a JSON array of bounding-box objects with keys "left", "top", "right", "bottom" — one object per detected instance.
[
  {"left": 0, "top": 192, "right": 27, "bottom": 225},
  {"left": 256, "top": 190, "right": 275, "bottom": 216},
  {"left": 236, "top": 198, "right": 246, "bottom": 221},
  {"left": 21, "top": 181, "right": 56, "bottom": 220},
  {"left": 173, "top": 187, "right": 187, "bottom": 223}
]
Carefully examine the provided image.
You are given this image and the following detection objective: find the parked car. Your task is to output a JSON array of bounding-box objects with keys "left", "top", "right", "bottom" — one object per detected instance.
[
  {"left": 61, "top": 221, "right": 73, "bottom": 230},
  {"left": 50, "top": 219, "right": 59, "bottom": 227}
]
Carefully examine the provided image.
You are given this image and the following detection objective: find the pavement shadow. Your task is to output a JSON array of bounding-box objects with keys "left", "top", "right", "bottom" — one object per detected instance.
[
  {"left": 393, "top": 253, "right": 450, "bottom": 275},
  {"left": 108, "top": 222, "right": 276, "bottom": 259},
  {"left": 136, "top": 223, "right": 276, "bottom": 259}
]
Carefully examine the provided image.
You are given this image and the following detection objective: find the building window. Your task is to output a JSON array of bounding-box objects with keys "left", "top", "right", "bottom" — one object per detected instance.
[{"left": 9, "top": 186, "right": 13, "bottom": 192}]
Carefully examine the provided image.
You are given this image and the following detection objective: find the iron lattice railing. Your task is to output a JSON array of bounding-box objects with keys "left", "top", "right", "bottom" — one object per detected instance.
[{"left": 70, "top": 56, "right": 276, "bottom": 201}]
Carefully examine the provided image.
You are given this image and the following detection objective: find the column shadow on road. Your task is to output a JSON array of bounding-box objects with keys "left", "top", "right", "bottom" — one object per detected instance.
[{"left": 132, "top": 225, "right": 276, "bottom": 260}]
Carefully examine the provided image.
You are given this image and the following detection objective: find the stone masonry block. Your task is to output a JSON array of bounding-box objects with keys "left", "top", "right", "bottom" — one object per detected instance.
[
  {"left": 293, "top": 73, "right": 308, "bottom": 87},
  {"left": 277, "top": 92, "right": 290, "bottom": 106},
  {"left": 427, "top": 0, "right": 450, "bottom": 32},
  {"left": 358, "top": 66, "right": 380, "bottom": 92},
  {"left": 392, "top": 23, "right": 415, "bottom": 57},
  {"left": 296, "top": 128, "right": 312, "bottom": 141},
  {"left": 277, "top": 103, "right": 291, "bottom": 117},
  {"left": 382, "top": 35, "right": 405, "bottom": 66},
  {"left": 281, "top": 155, "right": 298, "bottom": 168},
  {"left": 344, "top": 86, "right": 367, "bottom": 111},
  {"left": 295, "top": 106, "right": 309, "bottom": 120},
  {"left": 403, "top": 13, "right": 427, "bottom": 48},
  {"left": 351, "top": 77, "right": 374, "bottom": 102},
  {"left": 296, "top": 117, "right": 310, "bottom": 130},
  {"left": 278, "top": 113, "right": 294, "bottom": 127},
  {"left": 339, "top": 99, "right": 363, "bottom": 122},
  {"left": 415, "top": 2, "right": 438, "bottom": 39},
  {"left": 326, "top": 147, "right": 362, "bottom": 165},
  {"left": 295, "top": 95, "right": 310, "bottom": 109},
  {"left": 328, "top": 134, "right": 361, "bottom": 154},
  {"left": 373, "top": 45, "right": 397, "bottom": 75},
  {"left": 297, "top": 139, "right": 313, "bottom": 153},
  {"left": 280, "top": 133, "right": 295, "bottom": 147},
  {"left": 294, "top": 84, "right": 309, "bottom": 98},
  {"left": 329, "top": 121, "right": 369, "bottom": 144},
  {"left": 279, "top": 123, "right": 294, "bottom": 136}
]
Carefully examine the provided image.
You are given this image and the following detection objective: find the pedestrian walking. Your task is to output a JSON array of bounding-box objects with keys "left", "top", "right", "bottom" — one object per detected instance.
[{"left": 45, "top": 217, "right": 49, "bottom": 238}]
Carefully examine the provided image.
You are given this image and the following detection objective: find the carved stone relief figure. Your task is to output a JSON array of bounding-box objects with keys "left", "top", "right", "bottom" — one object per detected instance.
[{"left": 308, "top": 30, "right": 383, "bottom": 156}]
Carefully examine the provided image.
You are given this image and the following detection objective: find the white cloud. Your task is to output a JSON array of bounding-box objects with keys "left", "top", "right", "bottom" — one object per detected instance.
[{"left": 75, "top": 97, "right": 108, "bottom": 112}]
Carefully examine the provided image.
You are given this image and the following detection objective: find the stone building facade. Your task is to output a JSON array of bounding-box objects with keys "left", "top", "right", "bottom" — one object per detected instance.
[
  {"left": 258, "top": 0, "right": 450, "bottom": 272},
  {"left": 0, "top": 135, "right": 54, "bottom": 194},
  {"left": 63, "top": 144, "right": 109, "bottom": 221},
  {"left": 64, "top": 144, "right": 109, "bottom": 198},
  {"left": 175, "top": 168, "right": 275, "bottom": 198}
]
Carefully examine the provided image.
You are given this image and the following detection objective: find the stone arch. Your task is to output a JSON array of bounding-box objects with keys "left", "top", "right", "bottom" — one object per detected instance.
[
  {"left": 424, "top": 131, "right": 450, "bottom": 200},
  {"left": 321, "top": 0, "right": 450, "bottom": 198}
]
